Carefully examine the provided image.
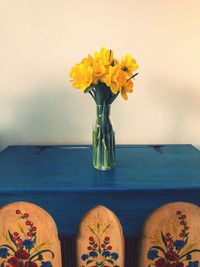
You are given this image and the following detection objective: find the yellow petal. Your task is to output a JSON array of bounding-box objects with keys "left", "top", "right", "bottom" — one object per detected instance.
[
  {"left": 124, "top": 80, "right": 134, "bottom": 92},
  {"left": 116, "top": 70, "right": 127, "bottom": 86},
  {"left": 121, "top": 89, "right": 128, "bottom": 100},
  {"left": 69, "top": 63, "right": 93, "bottom": 91},
  {"left": 110, "top": 82, "right": 120, "bottom": 94}
]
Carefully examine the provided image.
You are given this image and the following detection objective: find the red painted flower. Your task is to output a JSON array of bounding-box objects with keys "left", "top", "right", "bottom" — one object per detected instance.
[
  {"left": 155, "top": 258, "right": 167, "bottom": 267},
  {"left": 89, "top": 237, "right": 94, "bottom": 242},
  {"left": 15, "top": 249, "right": 30, "bottom": 260},
  {"left": 179, "top": 233, "right": 184, "bottom": 237},
  {"left": 27, "top": 232, "right": 32, "bottom": 237},
  {"left": 14, "top": 232, "right": 19, "bottom": 237},
  {"left": 176, "top": 262, "right": 184, "bottom": 267},
  {"left": 166, "top": 233, "right": 171, "bottom": 238},
  {"left": 184, "top": 226, "right": 189, "bottom": 231},
  {"left": 176, "top": 211, "right": 181, "bottom": 215},
  {"left": 17, "top": 239, "right": 23, "bottom": 246},
  {"left": 168, "top": 243, "right": 173, "bottom": 249},
  {"left": 181, "top": 215, "right": 186, "bottom": 219},
  {"left": 165, "top": 251, "right": 179, "bottom": 261},
  {"left": 107, "top": 246, "right": 112, "bottom": 250},
  {"left": 101, "top": 244, "right": 105, "bottom": 248},
  {"left": 24, "top": 213, "right": 29, "bottom": 218},
  {"left": 25, "top": 261, "right": 38, "bottom": 267},
  {"left": 180, "top": 221, "right": 185, "bottom": 225},
  {"left": 16, "top": 210, "right": 21, "bottom": 214},
  {"left": 94, "top": 244, "right": 98, "bottom": 248},
  {"left": 87, "top": 246, "right": 92, "bottom": 250},
  {"left": 8, "top": 257, "right": 20, "bottom": 267},
  {"left": 32, "top": 227, "right": 37, "bottom": 232},
  {"left": 105, "top": 237, "right": 110, "bottom": 241},
  {"left": 169, "top": 263, "right": 184, "bottom": 267},
  {"left": 26, "top": 221, "right": 31, "bottom": 225}
]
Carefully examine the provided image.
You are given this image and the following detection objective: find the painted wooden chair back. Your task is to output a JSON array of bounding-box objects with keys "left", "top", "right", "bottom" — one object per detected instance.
[
  {"left": 139, "top": 202, "right": 200, "bottom": 267},
  {"left": 0, "top": 201, "right": 62, "bottom": 267},
  {"left": 77, "top": 205, "right": 124, "bottom": 267}
]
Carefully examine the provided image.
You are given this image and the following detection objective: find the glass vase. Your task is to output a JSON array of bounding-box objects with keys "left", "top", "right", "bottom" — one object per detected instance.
[{"left": 92, "top": 104, "right": 115, "bottom": 170}]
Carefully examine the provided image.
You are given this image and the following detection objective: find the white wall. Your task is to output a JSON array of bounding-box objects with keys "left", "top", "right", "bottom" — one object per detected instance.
[{"left": 0, "top": 0, "right": 200, "bottom": 151}]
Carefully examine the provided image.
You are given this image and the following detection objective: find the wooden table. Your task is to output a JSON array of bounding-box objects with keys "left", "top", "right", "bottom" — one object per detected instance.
[{"left": 0, "top": 144, "right": 200, "bottom": 266}]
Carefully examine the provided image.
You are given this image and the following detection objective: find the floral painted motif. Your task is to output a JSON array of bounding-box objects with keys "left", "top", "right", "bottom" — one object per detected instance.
[
  {"left": 147, "top": 210, "right": 200, "bottom": 267},
  {"left": 81, "top": 213, "right": 119, "bottom": 267},
  {"left": 0, "top": 209, "right": 54, "bottom": 267}
]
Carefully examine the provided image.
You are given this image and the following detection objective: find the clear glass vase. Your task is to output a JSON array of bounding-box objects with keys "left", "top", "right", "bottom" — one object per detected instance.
[{"left": 92, "top": 104, "right": 115, "bottom": 170}]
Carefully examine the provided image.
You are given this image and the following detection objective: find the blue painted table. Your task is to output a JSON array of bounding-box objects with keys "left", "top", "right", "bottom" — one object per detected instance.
[{"left": 0, "top": 144, "right": 200, "bottom": 266}]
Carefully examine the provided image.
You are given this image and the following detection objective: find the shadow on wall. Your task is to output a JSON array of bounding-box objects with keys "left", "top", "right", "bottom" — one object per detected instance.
[
  {"left": 0, "top": 82, "right": 92, "bottom": 149},
  {"left": 145, "top": 77, "right": 200, "bottom": 143}
]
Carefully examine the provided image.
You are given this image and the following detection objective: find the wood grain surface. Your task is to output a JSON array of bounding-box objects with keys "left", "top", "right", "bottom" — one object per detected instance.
[
  {"left": 77, "top": 205, "right": 124, "bottom": 267},
  {"left": 139, "top": 202, "right": 200, "bottom": 267},
  {"left": 0, "top": 201, "right": 62, "bottom": 267}
]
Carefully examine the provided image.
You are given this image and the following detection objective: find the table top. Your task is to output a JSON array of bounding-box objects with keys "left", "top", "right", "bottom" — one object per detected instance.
[
  {"left": 0, "top": 144, "right": 200, "bottom": 192},
  {"left": 1, "top": 144, "right": 200, "bottom": 236}
]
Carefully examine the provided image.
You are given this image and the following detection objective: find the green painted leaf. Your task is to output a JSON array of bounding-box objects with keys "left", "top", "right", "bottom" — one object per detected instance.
[
  {"left": 173, "top": 223, "right": 177, "bottom": 235},
  {"left": 106, "top": 259, "right": 114, "bottom": 265},
  {"left": 17, "top": 223, "right": 26, "bottom": 236},
  {"left": 29, "top": 249, "right": 54, "bottom": 261},
  {"left": 8, "top": 230, "right": 18, "bottom": 249},
  {"left": 86, "top": 259, "right": 94, "bottom": 265},
  {"left": 33, "top": 242, "right": 47, "bottom": 252},
  {"left": 179, "top": 249, "right": 200, "bottom": 260},
  {"left": 185, "top": 233, "right": 189, "bottom": 238},
  {"left": 184, "top": 237, "right": 188, "bottom": 246},
  {"left": 161, "top": 232, "right": 167, "bottom": 249},
  {"left": 149, "top": 245, "right": 166, "bottom": 255}
]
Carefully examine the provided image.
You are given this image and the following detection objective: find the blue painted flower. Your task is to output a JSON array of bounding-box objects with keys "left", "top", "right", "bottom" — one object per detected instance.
[
  {"left": 81, "top": 254, "right": 89, "bottom": 261},
  {"left": 0, "top": 248, "right": 10, "bottom": 258},
  {"left": 89, "top": 251, "right": 98, "bottom": 257},
  {"left": 147, "top": 249, "right": 158, "bottom": 260},
  {"left": 41, "top": 261, "right": 52, "bottom": 267},
  {"left": 111, "top": 252, "right": 119, "bottom": 260},
  {"left": 22, "top": 239, "right": 35, "bottom": 250},
  {"left": 174, "top": 240, "right": 185, "bottom": 250},
  {"left": 187, "top": 261, "right": 199, "bottom": 267},
  {"left": 102, "top": 250, "right": 111, "bottom": 257}
]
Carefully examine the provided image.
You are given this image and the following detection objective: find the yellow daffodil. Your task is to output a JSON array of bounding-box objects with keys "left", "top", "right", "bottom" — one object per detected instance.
[
  {"left": 121, "top": 55, "right": 139, "bottom": 76},
  {"left": 94, "top": 47, "right": 114, "bottom": 66},
  {"left": 69, "top": 48, "right": 138, "bottom": 101},
  {"left": 105, "top": 64, "right": 127, "bottom": 94},
  {"left": 116, "top": 69, "right": 127, "bottom": 86},
  {"left": 121, "top": 79, "right": 134, "bottom": 100},
  {"left": 69, "top": 63, "right": 93, "bottom": 91},
  {"left": 81, "top": 54, "right": 93, "bottom": 67},
  {"left": 92, "top": 60, "right": 106, "bottom": 84}
]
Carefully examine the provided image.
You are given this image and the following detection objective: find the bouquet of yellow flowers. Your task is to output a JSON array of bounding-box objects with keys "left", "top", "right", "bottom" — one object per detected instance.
[
  {"left": 70, "top": 47, "right": 138, "bottom": 102},
  {"left": 69, "top": 48, "right": 138, "bottom": 170}
]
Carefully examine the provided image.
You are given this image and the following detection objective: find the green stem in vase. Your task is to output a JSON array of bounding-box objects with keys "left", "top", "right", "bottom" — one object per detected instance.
[{"left": 93, "top": 102, "right": 115, "bottom": 170}]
